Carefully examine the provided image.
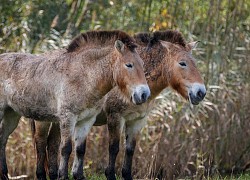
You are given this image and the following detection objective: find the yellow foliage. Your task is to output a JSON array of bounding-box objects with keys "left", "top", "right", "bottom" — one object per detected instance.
[
  {"left": 161, "top": 9, "right": 167, "bottom": 16},
  {"left": 162, "top": 21, "right": 167, "bottom": 28}
]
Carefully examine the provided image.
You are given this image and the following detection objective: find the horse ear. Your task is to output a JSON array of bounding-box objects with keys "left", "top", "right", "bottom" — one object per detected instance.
[
  {"left": 187, "top": 41, "right": 200, "bottom": 51},
  {"left": 115, "top": 40, "right": 125, "bottom": 54},
  {"left": 159, "top": 40, "right": 172, "bottom": 49}
]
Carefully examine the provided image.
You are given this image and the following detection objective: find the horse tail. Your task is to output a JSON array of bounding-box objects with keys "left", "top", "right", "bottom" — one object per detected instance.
[
  {"left": 29, "top": 119, "right": 36, "bottom": 147},
  {"left": 44, "top": 150, "right": 49, "bottom": 177}
]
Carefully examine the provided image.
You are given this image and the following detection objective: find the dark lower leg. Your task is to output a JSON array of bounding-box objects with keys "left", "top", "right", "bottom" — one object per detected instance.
[
  {"left": 34, "top": 122, "right": 50, "bottom": 180},
  {"left": 0, "top": 110, "right": 20, "bottom": 180},
  {"left": 122, "top": 137, "right": 136, "bottom": 180},
  {"left": 36, "top": 141, "right": 48, "bottom": 180},
  {"left": 105, "top": 138, "right": 119, "bottom": 180},
  {"left": 58, "top": 113, "right": 75, "bottom": 180},
  {"left": 105, "top": 116, "right": 121, "bottom": 180},
  {"left": 47, "top": 123, "right": 60, "bottom": 180},
  {"left": 58, "top": 121, "right": 73, "bottom": 179},
  {"left": 58, "top": 139, "right": 72, "bottom": 180},
  {"left": 72, "top": 140, "right": 86, "bottom": 180},
  {"left": 0, "top": 112, "right": 7, "bottom": 179},
  {"left": 72, "top": 117, "right": 96, "bottom": 180},
  {"left": 0, "top": 140, "right": 8, "bottom": 180},
  {"left": 0, "top": 119, "right": 8, "bottom": 179}
]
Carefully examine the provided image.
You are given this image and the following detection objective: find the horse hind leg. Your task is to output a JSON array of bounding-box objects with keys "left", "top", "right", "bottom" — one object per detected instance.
[
  {"left": 47, "top": 122, "right": 60, "bottom": 180},
  {"left": 33, "top": 121, "right": 51, "bottom": 180},
  {"left": 0, "top": 107, "right": 20, "bottom": 180}
]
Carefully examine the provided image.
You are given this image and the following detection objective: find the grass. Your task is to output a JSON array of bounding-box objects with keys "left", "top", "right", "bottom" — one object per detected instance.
[
  {"left": 70, "top": 171, "right": 250, "bottom": 180},
  {"left": 68, "top": 171, "right": 122, "bottom": 180},
  {"left": 69, "top": 173, "right": 250, "bottom": 180},
  {"left": 208, "top": 174, "right": 250, "bottom": 180}
]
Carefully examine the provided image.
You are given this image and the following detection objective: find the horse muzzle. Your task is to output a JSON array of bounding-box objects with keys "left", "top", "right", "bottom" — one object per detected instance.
[
  {"left": 188, "top": 83, "right": 206, "bottom": 105},
  {"left": 131, "top": 85, "right": 151, "bottom": 105}
]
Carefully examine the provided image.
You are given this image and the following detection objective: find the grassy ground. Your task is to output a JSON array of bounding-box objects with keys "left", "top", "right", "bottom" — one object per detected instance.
[
  {"left": 210, "top": 174, "right": 250, "bottom": 180},
  {"left": 70, "top": 173, "right": 119, "bottom": 180},
  {"left": 74, "top": 173, "right": 250, "bottom": 180}
]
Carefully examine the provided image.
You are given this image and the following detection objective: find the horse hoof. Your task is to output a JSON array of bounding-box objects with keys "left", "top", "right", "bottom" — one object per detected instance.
[
  {"left": 58, "top": 175, "right": 69, "bottom": 180},
  {"left": 122, "top": 169, "right": 133, "bottom": 180},
  {"left": 0, "top": 174, "right": 9, "bottom": 180},
  {"left": 105, "top": 167, "right": 116, "bottom": 180},
  {"left": 49, "top": 174, "right": 58, "bottom": 180},
  {"left": 73, "top": 174, "right": 86, "bottom": 180}
]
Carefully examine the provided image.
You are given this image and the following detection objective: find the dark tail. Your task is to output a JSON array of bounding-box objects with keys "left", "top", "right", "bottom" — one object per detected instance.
[{"left": 29, "top": 119, "right": 36, "bottom": 141}]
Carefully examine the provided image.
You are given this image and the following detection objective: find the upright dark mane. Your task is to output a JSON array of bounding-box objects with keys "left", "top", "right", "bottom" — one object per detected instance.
[
  {"left": 134, "top": 30, "right": 186, "bottom": 48},
  {"left": 67, "top": 30, "right": 137, "bottom": 53}
]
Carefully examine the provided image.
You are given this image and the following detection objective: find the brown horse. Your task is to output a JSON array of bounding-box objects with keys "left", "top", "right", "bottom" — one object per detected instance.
[
  {"left": 0, "top": 30, "right": 150, "bottom": 180},
  {"left": 30, "top": 30, "right": 206, "bottom": 180}
]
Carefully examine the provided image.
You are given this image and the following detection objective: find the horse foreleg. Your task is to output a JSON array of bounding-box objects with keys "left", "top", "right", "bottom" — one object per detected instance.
[
  {"left": 0, "top": 109, "right": 8, "bottom": 180},
  {"left": 0, "top": 108, "right": 20, "bottom": 180},
  {"left": 58, "top": 112, "right": 77, "bottom": 180},
  {"left": 33, "top": 121, "right": 51, "bottom": 180},
  {"left": 0, "top": 128, "right": 8, "bottom": 180},
  {"left": 122, "top": 118, "right": 147, "bottom": 180},
  {"left": 72, "top": 116, "right": 96, "bottom": 180},
  {"left": 105, "top": 114, "right": 124, "bottom": 180},
  {"left": 47, "top": 122, "right": 60, "bottom": 180}
]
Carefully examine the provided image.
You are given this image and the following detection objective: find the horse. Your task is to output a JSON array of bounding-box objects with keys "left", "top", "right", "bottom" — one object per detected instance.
[
  {"left": 30, "top": 30, "right": 206, "bottom": 180},
  {"left": 0, "top": 30, "right": 151, "bottom": 180}
]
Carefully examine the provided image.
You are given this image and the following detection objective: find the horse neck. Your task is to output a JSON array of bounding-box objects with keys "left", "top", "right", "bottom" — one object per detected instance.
[
  {"left": 67, "top": 47, "right": 115, "bottom": 100},
  {"left": 93, "top": 52, "right": 115, "bottom": 98},
  {"left": 138, "top": 45, "right": 171, "bottom": 99}
]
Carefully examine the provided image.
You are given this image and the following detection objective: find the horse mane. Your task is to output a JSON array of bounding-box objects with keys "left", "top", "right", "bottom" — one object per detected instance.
[
  {"left": 67, "top": 30, "right": 137, "bottom": 53},
  {"left": 134, "top": 30, "right": 186, "bottom": 48}
]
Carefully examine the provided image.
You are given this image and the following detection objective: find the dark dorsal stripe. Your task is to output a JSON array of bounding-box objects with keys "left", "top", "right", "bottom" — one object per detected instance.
[
  {"left": 134, "top": 30, "right": 186, "bottom": 48},
  {"left": 67, "top": 30, "right": 137, "bottom": 53}
]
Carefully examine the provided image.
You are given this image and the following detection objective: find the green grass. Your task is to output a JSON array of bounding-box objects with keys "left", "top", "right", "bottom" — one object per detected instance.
[
  {"left": 236, "top": 174, "right": 250, "bottom": 180},
  {"left": 67, "top": 172, "right": 250, "bottom": 180},
  {"left": 210, "top": 174, "right": 250, "bottom": 180},
  {"left": 86, "top": 173, "right": 106, "bottom": 180},
  {"left": 69, "top": 172, "right": 121, "bottom": 180},
  {"left": 70, "top": 173, "right": 250, "bottom": 180}
]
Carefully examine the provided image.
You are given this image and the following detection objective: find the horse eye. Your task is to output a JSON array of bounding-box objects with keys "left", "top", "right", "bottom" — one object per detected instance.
[
  {"left": 125, "top": 63, "right": 133, "bottom": 68},
  {"left": 179, "top": 61, "right": 187, "bottom": 67}
]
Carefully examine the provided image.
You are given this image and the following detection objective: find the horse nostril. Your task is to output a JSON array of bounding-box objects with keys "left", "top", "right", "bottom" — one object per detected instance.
[
  {"left": 141, "top": 92, "right": 147, "bottom": 102},
  {"left": 197, "top": 90, "right": 205, "bottom": 99}
]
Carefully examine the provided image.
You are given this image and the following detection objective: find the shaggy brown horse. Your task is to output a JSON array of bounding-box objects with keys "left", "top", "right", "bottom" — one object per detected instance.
[
  {"left": 0, "top": 30, "right": 151, "bottom": 180},
  {"left": 31, "top": 30, "right": 206, "bottom": 180}
]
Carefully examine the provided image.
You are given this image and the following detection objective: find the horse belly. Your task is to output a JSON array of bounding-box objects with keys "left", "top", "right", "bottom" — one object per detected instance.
[
  {"left": 8, "top": 97, "right": 57, "bottom": 121},
  {"left": 3, "top": 79, "right": 57, "bottom": 121}
]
